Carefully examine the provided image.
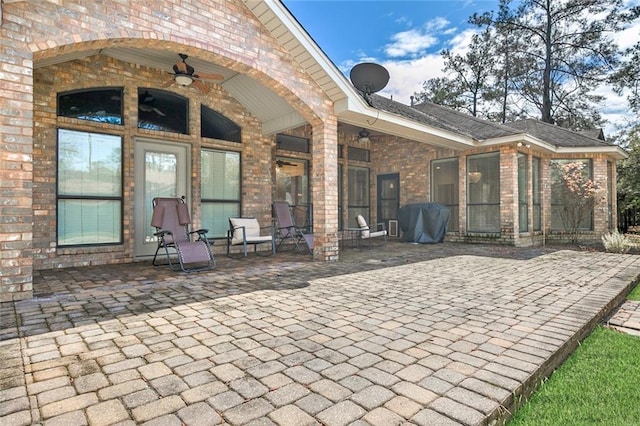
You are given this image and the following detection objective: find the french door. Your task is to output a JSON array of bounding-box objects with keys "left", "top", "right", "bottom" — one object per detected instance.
[{"left": 134, "top": 139, "right": 190, "bottom": 257}]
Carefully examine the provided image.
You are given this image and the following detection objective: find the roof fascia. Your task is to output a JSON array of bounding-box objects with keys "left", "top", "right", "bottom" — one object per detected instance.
[
  {"left": 335, "top": 98, "right": 476, "bottom": 150},
  {"left": 556, "top": 146, "right": 629, "bottom": 160},
  {"left": 479, "top": 134, "right": 628, "bottom": 160},
  {"left": 264, "top": 0, "right": 356, "bottom": 100}
]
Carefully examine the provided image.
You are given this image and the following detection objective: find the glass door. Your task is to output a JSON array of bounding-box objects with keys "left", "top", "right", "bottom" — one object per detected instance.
[
  {"left": 377, "top": 173, "right": 399, "bottom": 230},
  {"left": 134, "top": 139, "right": 190, "bottom": 257}
]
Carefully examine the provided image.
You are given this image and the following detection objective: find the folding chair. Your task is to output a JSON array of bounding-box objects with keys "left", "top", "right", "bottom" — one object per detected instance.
[
  {"left": 272, "top": 200, "right": 314, "bottom": 254},
  {"left": 151, "top": 197, "right": 215, "bottom": 272},
  {"left": 227, "top": 217, "right": 276, "bottom": 258},
  {"left": 356, "top": 215, "right": 387, "bottom": 247}
]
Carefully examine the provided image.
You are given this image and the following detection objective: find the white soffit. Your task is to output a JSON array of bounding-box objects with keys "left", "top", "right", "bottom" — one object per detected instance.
[{"left": 223, "top": 74, "right": 306, "bottom": 134}]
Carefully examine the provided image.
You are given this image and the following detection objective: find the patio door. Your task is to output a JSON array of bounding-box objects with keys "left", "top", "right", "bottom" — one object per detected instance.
[
  {"left": 377, "top": 173, "right": 399, "bottom": 233},
  {"left": 134, "top": 139, "right": 190, "bottom": 257}
]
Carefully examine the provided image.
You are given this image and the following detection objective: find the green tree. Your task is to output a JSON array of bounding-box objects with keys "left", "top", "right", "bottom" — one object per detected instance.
[
  {"left": 484, "top": 0, "right": 623, "bottom": 127},
  {"left": 439, "top": 27, "right": 498, "bottom": 118},
  {"left": 415, "top": 27, "right": 499, "bottom": 118},
  {"left": 611, "top": 41, "right": 640, "bottom": 114},
  {"left": 412, "top": 77, "right": 464, "bottom": 109},
  {"left": 617, "top": 125, "right": 640, "bottom": 214}
]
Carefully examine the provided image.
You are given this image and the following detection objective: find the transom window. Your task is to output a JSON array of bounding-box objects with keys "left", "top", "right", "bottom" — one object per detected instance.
[
  {"left": 276, "top": 134, "right": 309, "bottom": 153},
  {"left": 57, "top": 129, "right": 123, "bottom": 246},
  {"left": 348, "top": 146, "right": 370, "bottom": 162},
  {"left": 201, "top": 105, "right": 241, "bottom": 142},
  {"left": 137, "top": 88, "right": 188, "bottom": 134},
  {"left": 58, "top": 88, "right": 123, "bottom": 125}
]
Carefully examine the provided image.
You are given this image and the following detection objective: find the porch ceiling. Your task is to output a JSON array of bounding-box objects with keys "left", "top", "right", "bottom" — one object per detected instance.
[{"left": 34, "top": 47, "right": 307, "bottom": 136}]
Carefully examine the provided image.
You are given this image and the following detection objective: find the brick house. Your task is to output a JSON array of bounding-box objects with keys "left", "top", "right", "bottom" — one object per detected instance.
[{"left": 0, "top": 0, "right": 627, "bottom": 301}]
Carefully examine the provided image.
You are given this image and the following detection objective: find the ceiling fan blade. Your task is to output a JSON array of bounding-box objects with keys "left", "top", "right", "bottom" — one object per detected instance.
[
  {"left": 174, "top": 60, "right": 188, "bottom": 74},
  {"left": 194, "top": 72, "right": 224, "bottom": 81},
  {"left": 192, "top": 79, "right": 210, "bottom": 94},
  {"left": 161, "top": 78, "right": 175, "bottom": 87}
]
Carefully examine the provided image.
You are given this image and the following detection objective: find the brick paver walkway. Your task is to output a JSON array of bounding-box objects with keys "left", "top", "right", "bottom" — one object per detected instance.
[{"left": 1, "top": 243, "right": 639, "bottom": 425}]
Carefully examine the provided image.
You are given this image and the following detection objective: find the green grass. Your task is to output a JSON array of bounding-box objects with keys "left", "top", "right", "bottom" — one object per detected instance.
[
  {"left": 628, "top": 281, "right": 640, "bottom": 301},
  {"left": 508, "top": 325, "right": 640, "bottom": 426}
]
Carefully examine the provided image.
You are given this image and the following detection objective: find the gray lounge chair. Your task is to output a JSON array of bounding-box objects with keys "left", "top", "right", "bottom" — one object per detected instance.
[
  {"left": 273, "top": 200, "right": 314, "bottom": 254},
  {"left": 151, "top": 197, "right": 215, "bottom": 272}
]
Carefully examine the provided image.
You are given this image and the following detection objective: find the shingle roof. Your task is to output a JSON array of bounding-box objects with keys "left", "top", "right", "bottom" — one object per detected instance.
[
  {"left": 408, "top": 100, "right": 520, "bottom": 140},
  {"left": 504, "top": 119, "right": 614, "bottom": 148},
  {"left": 369, "top": 94, "right": 616, "bottom": 149}
]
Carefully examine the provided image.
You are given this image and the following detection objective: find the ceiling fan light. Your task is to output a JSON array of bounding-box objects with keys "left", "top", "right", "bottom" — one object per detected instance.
[
  {"left": 468, "top": 171, "right": 482, "bottom": 183},
  {"left": 175, "top": 75, "right": 193, "bottom": 86}
]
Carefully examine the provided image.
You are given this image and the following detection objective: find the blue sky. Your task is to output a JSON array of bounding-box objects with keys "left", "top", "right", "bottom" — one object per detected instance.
[
  {"left": 282, "top": 0, "right": 640, "bottom": 134},
  {"left": 283, "top": 0, "right": 489, "bottom": 103}
]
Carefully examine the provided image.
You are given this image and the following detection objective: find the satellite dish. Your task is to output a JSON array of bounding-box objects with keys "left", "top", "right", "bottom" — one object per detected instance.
[{"left": 350, "top": 63, "right": 390, "bottom": 95}]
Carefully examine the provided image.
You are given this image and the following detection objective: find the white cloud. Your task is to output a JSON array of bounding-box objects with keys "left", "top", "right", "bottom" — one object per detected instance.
[
  {"left": 615, "top": 17, "right": 640, "bottom": 50},
  {"left": 446, "top": 28, "right": 478, "bottom": 53},
  {"left": 378, "top": 54, "right": 446, "bottom": 104},
  {"left": 424, "top": 17, "right": 450, "bottom": 32},
  {"left": 592, "top": 84, "right": 636, "bottom": 135},
  {"left": 383, "top": 17, "right": 453, "bottom": 58},
  {"left": 384, "top": 29, "right": 438, "bottom": 58}
]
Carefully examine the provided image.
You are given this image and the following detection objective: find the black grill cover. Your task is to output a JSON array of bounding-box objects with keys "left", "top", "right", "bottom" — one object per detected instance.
[{"left": 398, "top": 203, "right": 450, "bottom": 243}]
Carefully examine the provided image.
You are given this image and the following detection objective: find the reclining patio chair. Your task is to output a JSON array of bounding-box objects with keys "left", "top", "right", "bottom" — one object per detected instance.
[
  {"left": 272, "top": 200, "right": 314, "bottom": 254},
  {"left": 227, "top": 217, "right": 276, "bottom": 258},
  {"left": 151, "top": 197, "right": 215, "bottom": 272},
  {"left": 356, "top": 215, "right": 387, "bottom": 247}
]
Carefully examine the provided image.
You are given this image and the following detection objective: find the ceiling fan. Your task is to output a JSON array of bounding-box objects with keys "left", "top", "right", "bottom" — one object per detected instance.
[
  {"left": 138, "top": 90, "right": 166, "bottom": 116},
  {"left": 164, "top": 53, "right": 224, "bottom": 93},
  {"left": 276, "top": 159, "right": 298, "bottom": 167}
]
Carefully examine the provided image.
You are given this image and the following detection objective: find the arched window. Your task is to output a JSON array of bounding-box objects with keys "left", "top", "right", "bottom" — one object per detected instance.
[
  {"left": 58, "top": 88, "right": 123, "bottom": 125},
  {"left": 138, "top": 88, "right": 189, "bottom": 134},
  {"left": 201, "top": 105, "right": 241, "bottom": 142}
]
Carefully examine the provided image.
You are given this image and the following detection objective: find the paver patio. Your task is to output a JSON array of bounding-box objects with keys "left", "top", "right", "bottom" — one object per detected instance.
[{"left": 1, "top": 242, "right": 639, "bottom": 425}]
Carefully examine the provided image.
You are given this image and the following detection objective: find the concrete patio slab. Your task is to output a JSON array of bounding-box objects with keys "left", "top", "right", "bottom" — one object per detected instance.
[{"left": 1, "top": 243, "right": 639, "bottom": 425}]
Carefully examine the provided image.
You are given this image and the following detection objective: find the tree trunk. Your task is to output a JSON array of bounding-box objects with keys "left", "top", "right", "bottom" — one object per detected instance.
[{"left": 542, "top": 0, "right": 553, "bottom": 123}]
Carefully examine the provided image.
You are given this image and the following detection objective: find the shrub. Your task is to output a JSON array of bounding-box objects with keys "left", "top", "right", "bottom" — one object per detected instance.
[{"left": 601, "top": 230, "right": 632, "bottom": 253}]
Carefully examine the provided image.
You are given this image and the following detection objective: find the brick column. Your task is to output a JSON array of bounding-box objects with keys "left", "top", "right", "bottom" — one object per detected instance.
[
  {"left": 458, "top": 154, "right": 467, "bottom": 235},
  {"left": 500, "top": 146, "right": 518, "bottom": 244},
  {"left": 540, "top": 158, "right": 552, "bottom": 244},
  {"left": 311, "top": 118, "right": 339, "bottom": 261},
  {"left": 0, "top": 51, "right": 34, "bottom": 301},
  {"left": 592, "top": 156, "right": 610, "bottom": 237}
]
